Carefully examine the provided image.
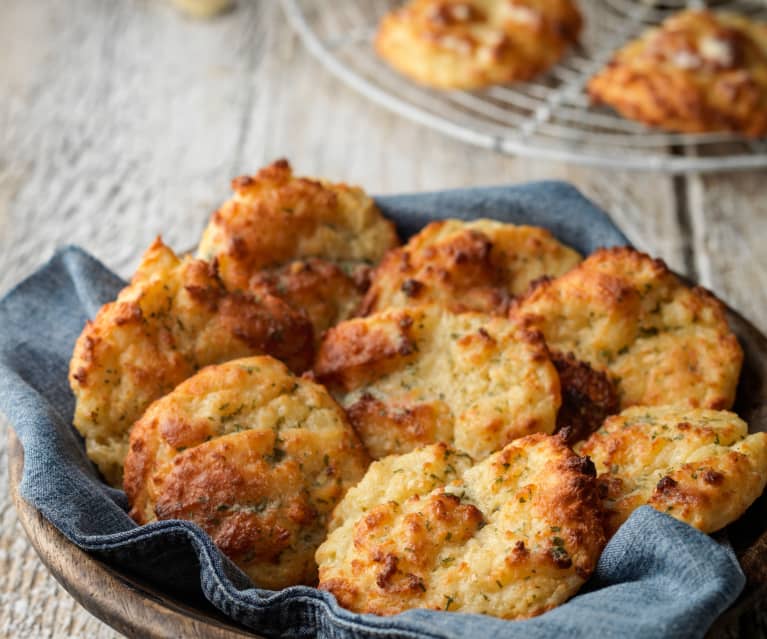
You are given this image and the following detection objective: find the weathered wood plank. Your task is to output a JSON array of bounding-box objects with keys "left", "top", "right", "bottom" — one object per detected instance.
[
  {"left": 686, "top": 171, "right": 767, "bottom": 335},
  {"left": 1, "top": 420, "right": 121, "bottom": 638},
  {"left": 7, "top": 430, "right": 261, "bottom": 639}
]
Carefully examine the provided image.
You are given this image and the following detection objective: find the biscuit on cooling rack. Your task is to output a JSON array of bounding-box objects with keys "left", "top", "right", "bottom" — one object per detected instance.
[
  {"left": 588, "top": 10, "right": 767, "bottom": 137},
  {"left": 375, "top": 0, "right": 582, "bottom": 89},
  {"left": 359, "top": 219, "right": 581, "bottom": 316},
  {"left": 313, "top": 304, "right": 561, "bottom": 461},
  {"left": 317, "top": 436, "right": 605, "bottom": 618},
  {"left": 125, "top": 356, "right": 369, "bottom": 589},
  {"left": 511, "top": 246, "right": 743, "bottom": 411},
  {"left": 577, "top": 405, "right": 767, "bottom": 536},
  {"left": 69, "top": 239, "right": 313, "bottom": 486},
  {"left": 197, "top": 160, "right": 398, "bottom": 291}
]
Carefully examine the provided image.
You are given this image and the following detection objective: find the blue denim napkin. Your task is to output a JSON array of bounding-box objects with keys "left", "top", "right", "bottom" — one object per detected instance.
[{"left": 0, "top": 182, "right": 745, "bottom": 638}]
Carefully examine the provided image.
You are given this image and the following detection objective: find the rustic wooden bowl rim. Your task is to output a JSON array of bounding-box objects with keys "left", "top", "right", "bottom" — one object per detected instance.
[{"left": 8, "top": 431, "right": 263, "bottom": 639}]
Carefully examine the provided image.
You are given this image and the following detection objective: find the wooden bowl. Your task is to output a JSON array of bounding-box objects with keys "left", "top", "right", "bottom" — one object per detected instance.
[
  {"left": 8, "top": 431, "right": 262, "bottom": 639},
  {"left": 8, "top": 299, "right": 767, "bottom": 638}
]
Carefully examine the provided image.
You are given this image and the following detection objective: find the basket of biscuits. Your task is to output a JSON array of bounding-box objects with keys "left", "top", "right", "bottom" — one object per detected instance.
[
  {"left": 4, "top": 161, "right": 767, "bottom": 638},
  {"left": 283, "top": 0, "right": 767, "bottom": 172}
]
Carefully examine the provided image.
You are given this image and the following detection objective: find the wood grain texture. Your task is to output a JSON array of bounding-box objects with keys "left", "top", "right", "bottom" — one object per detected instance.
[
  {"left": 686, "top": 171, "right": 767, "bottom": 335},
  {"left": 0, "top": 0, "right": 762, "bottom": 637},
  {"left": 0, "top": 422, "right": 121, "bottom": 639},
  {"left": 7, "top": 430, "right": 260, "bottom": 639}
]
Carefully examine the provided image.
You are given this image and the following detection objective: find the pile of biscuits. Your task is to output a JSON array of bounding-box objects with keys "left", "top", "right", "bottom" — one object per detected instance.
[
  {"left": 69, "top": 160, "right": 767, "bottom": 620},
  {"left": 374, "top": 1, "right": 767, "bottom": 137}
]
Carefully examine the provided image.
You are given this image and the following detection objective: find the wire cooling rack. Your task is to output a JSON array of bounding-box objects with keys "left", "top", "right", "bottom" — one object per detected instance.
[{"left": 282, "top": 0, "right": 767, "bottom": 173}]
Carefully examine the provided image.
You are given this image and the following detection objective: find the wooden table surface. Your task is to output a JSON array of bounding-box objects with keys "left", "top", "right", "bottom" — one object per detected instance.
[{"left": 1, "top": 1, "right": 766, "bottom": 637}]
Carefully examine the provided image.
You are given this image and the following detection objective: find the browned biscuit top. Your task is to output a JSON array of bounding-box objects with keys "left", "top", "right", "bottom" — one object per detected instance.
[
  {"left": 69, "top": 238, "right": 314, "bottom": 486},
  {"left": 314, "top": 304, "right": 561, "bottom": 461},
  {"left": 360, "top": 219, "right": 581, "bottom": 317},
  {"left": 250, "top": 258, "right": 371, "bottom": 343},
  {"left": 197, "top": 159, "right": 399, "bottom": 292},
  {"left": 376, "top": 0, "right": 582, "bottom": 89},
  {"left": 511, "top": 246, "right": 743, "bottom": 411},
  {"left": 125, "top": 356, "right": 369, "bottom": 590},
  {"left": 317, "top": 436, "right": 605, "bottom": 618},
  {"left": 577, "top": 406, "right": 767, "bottom": 536},
  {"left": 551, "top": 351, "right": 619, "bottom": 445},
  {"left": 589, "top": 10, "right": 767, "bottom": 136}
]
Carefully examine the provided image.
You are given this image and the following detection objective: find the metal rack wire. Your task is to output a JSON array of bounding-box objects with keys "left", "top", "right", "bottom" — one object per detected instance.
[{"left": 281, "top": 0, "right": 767, "bottom": 173}]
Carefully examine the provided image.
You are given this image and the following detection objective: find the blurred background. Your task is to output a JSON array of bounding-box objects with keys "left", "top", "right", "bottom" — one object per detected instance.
[
  {"left": 3, "top": 0, "right": 713, "bottom": 290},
  {"left": 1, "top": 1, "right": 766, "bottom": 637}
]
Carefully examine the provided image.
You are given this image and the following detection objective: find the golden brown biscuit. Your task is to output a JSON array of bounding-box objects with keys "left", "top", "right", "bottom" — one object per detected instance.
[
  {"left": 317, "top": 436, "right": 605, "bottom": 618},
  {"left": 125, "top": 356, "right": 369, "bottom": 590},
  {"left": 250, "top": 258, "right": 371, "bottom": 342},
  {"left": 551, "top": 351, "right": 619, "bottom": 445},
  {"left": 511, "top": 246, "right": 743, "bottom": 411},
  {"left": 359, "top": 219, "right": 581, "bottom": 316},
  {"left": 577, "top": 406, "right": 767, "bottom": 536},
  {"left": 375, "top": 0, "right": 583, "bottom": 90},
  {"left": 588, "top": 10, "right": 767, "bottom": 137},
  {"left": 314, "top": 304, "right": 561, "bottom": 461},
  {"left": 69, "top": 239, "right": 313, "bottom": 486},
  {"left": 197, "top": 160, "right": 399, "bottom": 292}
]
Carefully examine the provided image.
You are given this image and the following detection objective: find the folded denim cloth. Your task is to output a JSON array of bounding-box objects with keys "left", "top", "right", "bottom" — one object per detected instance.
[{"left": 0, "top": 182, "right": 745, "bottom": 639}]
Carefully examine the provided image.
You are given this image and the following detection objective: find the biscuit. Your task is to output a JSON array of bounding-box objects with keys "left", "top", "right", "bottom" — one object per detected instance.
[
  {"left": 197, "top": 159, "right": 399, "bottom": 292},
  {"left": 511, "top": 246, "right": 743, "bottom": 411},
  {"left": 577, "top": 406, "right": 767, "bottom": 536},
  {"left": 317, "top": 436, "right": 605, "bottom": 618},
  {"left": 314, "top": 305, "right": 561, "bottom": 461},
  {"left": 125, "top": 356, "right": 369, "bottom": 590},
  {"left": 69, "top": 239, "right": 314, "bottom": 486},
  {"left": 375, "top": 0, "right": 583, "bottom": 90},
  {"left": 250, "top": 258, "right": 371, "bottom": 342},
  {"left": 588, "top": 10, "right": 767, "bottom": 137},
  {"left": 551, "top": 351, "right": 619, "bottom": 445},
  {"left": 359, "top": 219, "right": 581, "bottom": 316}
]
